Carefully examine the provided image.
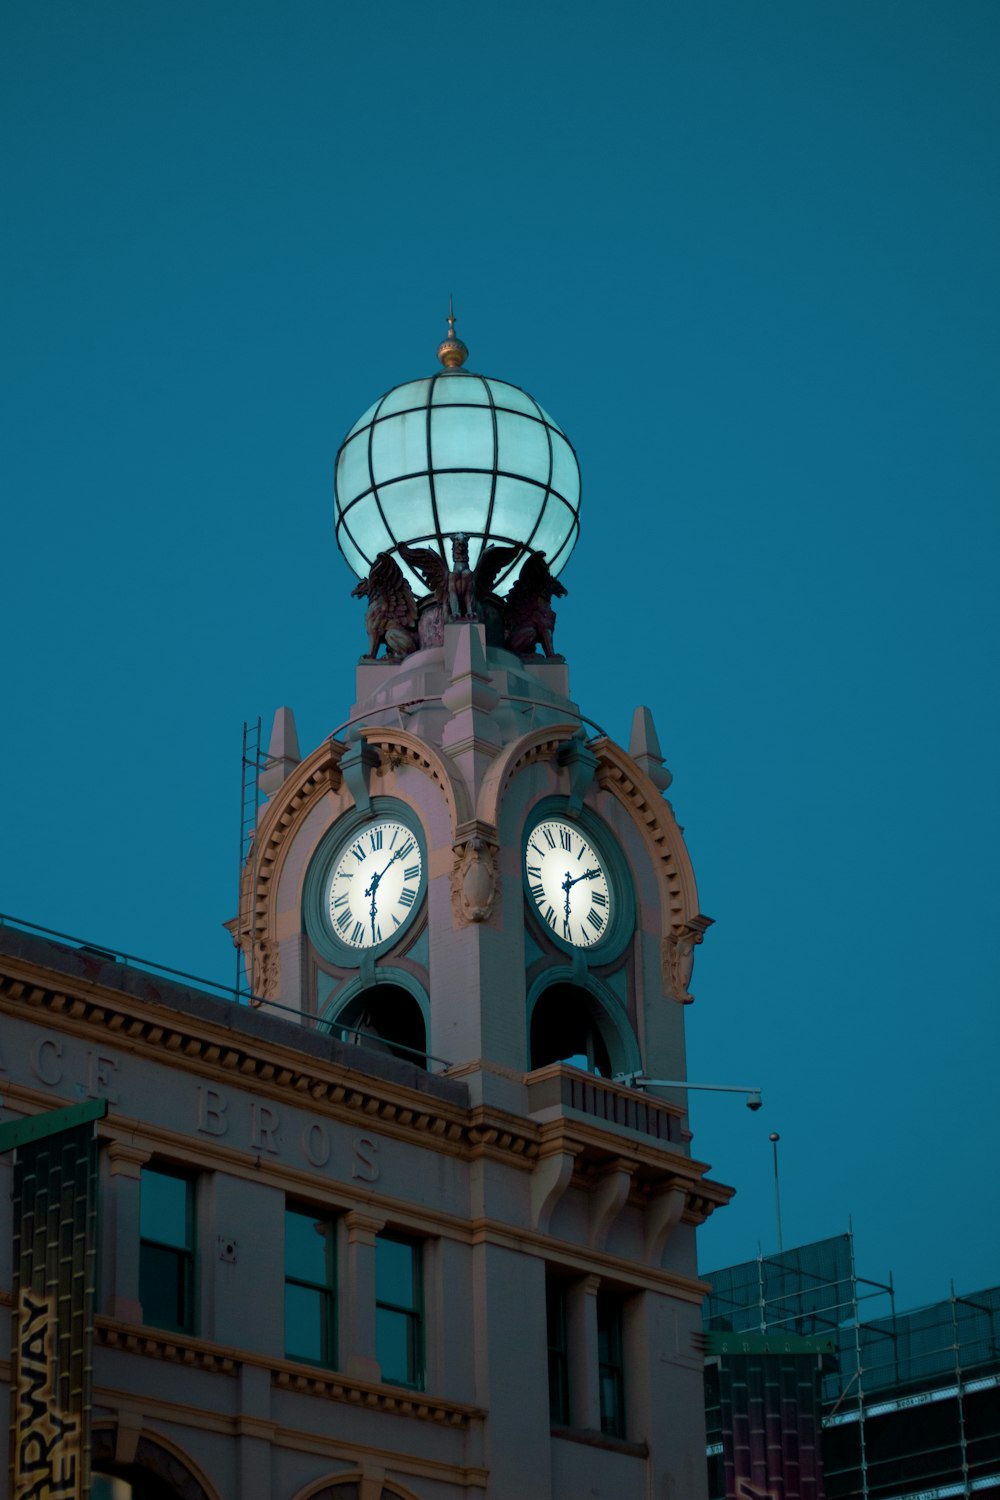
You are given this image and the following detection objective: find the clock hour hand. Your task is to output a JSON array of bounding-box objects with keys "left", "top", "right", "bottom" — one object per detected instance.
[
  {"left": 563, "top": 867, "right": 601, "bottom": 892},
  {"left": 364, "top": 870, "right": 381, "bottom": 942}
]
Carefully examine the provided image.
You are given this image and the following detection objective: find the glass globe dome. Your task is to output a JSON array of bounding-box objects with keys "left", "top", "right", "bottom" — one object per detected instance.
[{"left": 334, "top": 366, "right": 581, "bottom": 598}]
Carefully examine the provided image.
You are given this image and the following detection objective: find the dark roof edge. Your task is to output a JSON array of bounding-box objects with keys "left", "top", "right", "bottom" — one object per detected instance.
[{"left": 0, "top": 924, "right": 469, "bottom": 1110}]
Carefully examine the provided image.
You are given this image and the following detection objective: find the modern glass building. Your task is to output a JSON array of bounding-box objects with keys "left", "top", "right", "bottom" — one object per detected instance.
[{"left": 703, "top": 1233, "right": 1000, "bottom": 1500}]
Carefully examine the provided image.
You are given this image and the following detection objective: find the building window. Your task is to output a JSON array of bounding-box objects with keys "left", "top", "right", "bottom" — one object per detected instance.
[
  {"left": 375, "top": 1233, "right": 423, "bottom": 1389},
  {"left": 139, "top": 1165, "right": 194, "bottom": 1334},
  {"left": 597, "top": 1291, "right": 626, "bottom": 1438},
  {"left": 546, "top": 1276, "right": 570, "bottom": 1424},
  {"left": 285, "top": 1205, "right": 336, "bottom": 1366}
]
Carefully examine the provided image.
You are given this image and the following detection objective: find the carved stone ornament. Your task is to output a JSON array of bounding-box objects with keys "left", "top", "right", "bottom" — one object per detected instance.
[
  {"left": 451, "top": 836, "right": 499, "bottom": 925},
  {"left": 662, "top": 915, "right": 714, "bottom": 1003},
  {"left": 251, "top": 939, "right": 279, "bottom": 1002},
  {"left": 400, "top": 535, "right": 524, "bottom": 630},
  {"left": 417, "top": 598, "right": 446, "bottom": 649},
  {"left": 351, "top": 552, "right": 419, "bottom": 661},
  {"left": 504, "top": 549, "right": 567, "bottom": 657}
]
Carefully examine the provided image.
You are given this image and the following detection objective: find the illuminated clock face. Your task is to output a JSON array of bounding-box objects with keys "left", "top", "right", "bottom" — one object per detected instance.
[
  {"left": 326, "top": 819, "right": 424, "bottom": 950},
  {"left": 524, "top": 817, "right": 613, "bottom": 949}
]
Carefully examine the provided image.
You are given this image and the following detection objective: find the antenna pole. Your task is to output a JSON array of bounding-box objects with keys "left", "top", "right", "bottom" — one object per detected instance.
[{"left": 769, "top": 1132, "right": 784, "bottom": 1253}]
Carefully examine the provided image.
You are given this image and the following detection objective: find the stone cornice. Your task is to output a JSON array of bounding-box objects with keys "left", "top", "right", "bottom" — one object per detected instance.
[
  {"left": 96, "top": 1320, "right": 238, "bottom": 1373},
  {"left": 94, "top": 1319, "right": 483, "bottom": 1429},
  {"left": 533, "top": 1115, "right": 734, "bottom": 1225},
  {"left": 466, "top": 1220, "right": 712, "bottom": 1304},
  {"left": 0, "top": 955, "right": 473, "bottom": 1160},
  {"left": 0, "top": 941, "right": 731, "bottom": 1227}
]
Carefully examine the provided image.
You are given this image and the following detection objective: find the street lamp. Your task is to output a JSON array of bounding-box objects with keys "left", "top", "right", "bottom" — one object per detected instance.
[{"left": 613, "top": 1073, "right": 763, "bottom": 1112}]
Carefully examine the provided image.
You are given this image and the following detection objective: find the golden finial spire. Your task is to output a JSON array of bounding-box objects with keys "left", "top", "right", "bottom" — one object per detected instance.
[{"left": 437, "top": 295, "right": 469, "bottom": 369}]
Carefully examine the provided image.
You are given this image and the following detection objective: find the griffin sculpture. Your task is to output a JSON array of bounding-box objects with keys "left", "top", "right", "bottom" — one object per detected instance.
[
  {"left": 398, "top": 535, "right": 524, "bottom": 623},
  {"left": 351, "top": 552, "right": 419, "bottom": 660},
  {"left": 504, "top": 550, "right": 567, "bottom": 657}
]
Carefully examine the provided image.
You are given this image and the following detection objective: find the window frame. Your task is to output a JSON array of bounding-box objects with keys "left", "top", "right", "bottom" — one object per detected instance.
[
  {"left": 283, "top": 1202, "right": 338, "bottom": 1368},
  {"left": 546, "top": 1274, "right": 570, "bottom": 1425},
  {"left": 375, "top": 1231, "right": 424, "bottom": 1390},
  {"left": 596, "top": 1290, "right": 626, "bottom": 1439},
  {"left": 138, "top": 1163, "right": 195, "bottom": 1335}
]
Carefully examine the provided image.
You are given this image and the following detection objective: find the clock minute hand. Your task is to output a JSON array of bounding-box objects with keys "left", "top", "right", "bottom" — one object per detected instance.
[
  {"left": 366, "top": 846, "right": 407, "bottom": 938},
  {"left": 374, "top": 847, "right": 405, "bottom": 883}
]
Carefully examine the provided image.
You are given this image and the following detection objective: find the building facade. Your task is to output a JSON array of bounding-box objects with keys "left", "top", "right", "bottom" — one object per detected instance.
[{"left": 1, "top": 330, "right": 732, "bottom": 1500}]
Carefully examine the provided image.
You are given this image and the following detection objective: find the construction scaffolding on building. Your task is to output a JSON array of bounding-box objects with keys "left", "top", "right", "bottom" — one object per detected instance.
[{"left": 703, "top": 1231, "right": 1000, "bottom": 1500}]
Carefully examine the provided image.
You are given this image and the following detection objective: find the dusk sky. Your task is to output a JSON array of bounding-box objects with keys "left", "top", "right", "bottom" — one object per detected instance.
[{"left": 4, "top": 2, "right": 998, "bottom": 1313}]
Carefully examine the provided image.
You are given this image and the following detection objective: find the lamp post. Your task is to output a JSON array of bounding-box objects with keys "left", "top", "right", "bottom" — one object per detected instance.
[{"left": 769, "top": 1131, "right": 783, "bottom": 1253}]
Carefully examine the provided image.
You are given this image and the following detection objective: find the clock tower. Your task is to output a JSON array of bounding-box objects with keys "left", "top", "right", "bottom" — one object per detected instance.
[{"left": 228, "top": 315, "right": 731, "bottom": 1499}]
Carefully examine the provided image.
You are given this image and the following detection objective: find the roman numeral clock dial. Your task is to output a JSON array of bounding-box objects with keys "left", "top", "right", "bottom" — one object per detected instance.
[
  {"left": 326, "top": 819, "right": 424, "bottom": 951},
  {"left": 524, "top": 818, "right": 613, "bottom": 949}
]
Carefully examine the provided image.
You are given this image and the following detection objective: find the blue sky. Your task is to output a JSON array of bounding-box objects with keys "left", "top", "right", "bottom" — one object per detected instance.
[{"left": 4, "top": 1, "right": 998, "bottom": 1311}]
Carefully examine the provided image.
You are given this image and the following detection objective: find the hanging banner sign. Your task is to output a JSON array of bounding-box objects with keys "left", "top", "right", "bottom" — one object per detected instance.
[
  {"left": 6, "top": 1101, "right": 105, "bottom": 1500},
  {"left": 13, "top": 1288, "right": 83, "bottom": 1498}
]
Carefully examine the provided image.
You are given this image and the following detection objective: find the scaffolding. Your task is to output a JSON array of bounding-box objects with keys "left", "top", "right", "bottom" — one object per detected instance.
[{"left": 703, "top": 1232, "right": 1000, "bottom": 1500}]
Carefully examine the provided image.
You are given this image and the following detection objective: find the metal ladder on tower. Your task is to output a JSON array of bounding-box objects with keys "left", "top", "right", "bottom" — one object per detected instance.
[{"left": 236, "top": 717, "right": 265, "bottom": 1001}]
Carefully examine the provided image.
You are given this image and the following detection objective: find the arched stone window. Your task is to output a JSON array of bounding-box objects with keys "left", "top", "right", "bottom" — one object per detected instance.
[
  {"left": 92, "top": 1476, "right": 179, "bottom": 1500},
  {"left": 303, "top": 1481, "right": 421, "bottom": 1500},
  {"left": 91, "top": 1430, "right": 215, "bottom": 1500},
  {"left": 327, "top": 982, "right": 427, "bottom": 1069},
  {"left": 530, "top": 981, "right": 620, "bottom": 1077}
]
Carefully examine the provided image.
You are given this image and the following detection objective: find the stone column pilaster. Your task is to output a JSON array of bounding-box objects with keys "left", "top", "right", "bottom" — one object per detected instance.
[
  {"left": 567, "top": 1272, "right": 602, "bottom": 1431},
  {"left": 103, "top": 1141, "right": 151, "bottom": 1322},
  {"left": 343, "top": 1209, "right": 386, "bottom": 1383}
]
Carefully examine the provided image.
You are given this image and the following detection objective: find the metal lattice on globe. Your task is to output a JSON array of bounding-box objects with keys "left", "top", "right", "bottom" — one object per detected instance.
[{"left": 334, "top": 310, "right": 581, "bottom": 600}]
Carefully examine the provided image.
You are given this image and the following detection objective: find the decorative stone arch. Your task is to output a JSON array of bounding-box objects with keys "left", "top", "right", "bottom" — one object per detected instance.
[
  {"left": 527, "top": 967, "right": 642, "bottom": 1079},
  {"left": 589, "top": 737, "right": 712, "bottom": 1001},
  {"left": 360, "top": 727, "right": 468, "bottom": 831},
  {"left": 235, "top": 727, "right": 466, "bottom": 998},
  {"left": 91, "top": 1423, "right": 221, "bottom": 1500},
  {"left": 476, "top": 722, "right": 583, "bottom": 828},
  {"left": 293, "top": 1474, "right": 424, "bottom": 1500},
  {"left": 479, "top": 724, "right": 711, "bottom": 1003},
  {"left": 320, "top": 966, "right": 431, "bottom": 1068}
]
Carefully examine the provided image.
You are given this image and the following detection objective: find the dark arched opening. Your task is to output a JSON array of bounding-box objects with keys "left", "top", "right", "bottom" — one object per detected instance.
[
  {"left": 330, "top": 984, "right": 427, "bottom": 1069},
  {"left": 92, "top": 1474, "right": 180, "bottom": 1500},
  {"left": 529, "top": 983, "right": 614, "bottom": 1077},
  {"left": 91, "top": 1431, "right": 212, "bottom": 1500}
]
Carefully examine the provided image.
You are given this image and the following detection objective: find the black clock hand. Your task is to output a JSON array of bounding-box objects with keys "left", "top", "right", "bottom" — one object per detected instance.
[
  {"left": 365, "top": 846, "right": 401, "bottom": 900},
  {"left": 365, "top": 846, "right": 410, "bottom": 939},
  {"left": 373, "top": 847, "right": 406, "bottom": 884},
  {"left": 564, "top": 867, "right": 601, "bottom": 891},
  {"left": 365, "top": 870, "right": 382, "bottom": 941}
]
